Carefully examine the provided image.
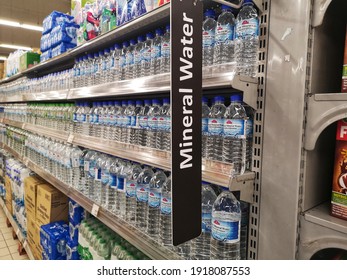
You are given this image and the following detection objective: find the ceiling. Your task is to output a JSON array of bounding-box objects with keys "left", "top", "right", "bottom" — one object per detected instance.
[{"left": 0, "top": 0, "right": 71, "bottom": 58}]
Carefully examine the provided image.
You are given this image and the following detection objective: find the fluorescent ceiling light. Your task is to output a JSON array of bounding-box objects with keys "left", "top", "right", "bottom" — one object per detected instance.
[
  {"left": 0, "top": 56, "right": 7, "bottom": 60},
  {"left": 0, "top": 19, "right": 43, "bottom": 32},
  {"left": 0, "top": 44, "right": 32, "bottom": 51}
]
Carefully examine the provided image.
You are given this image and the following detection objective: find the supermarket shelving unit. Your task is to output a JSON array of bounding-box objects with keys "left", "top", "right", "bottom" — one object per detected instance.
[{"left": 0, "top": 0, "right": 270, "bottom": 260}]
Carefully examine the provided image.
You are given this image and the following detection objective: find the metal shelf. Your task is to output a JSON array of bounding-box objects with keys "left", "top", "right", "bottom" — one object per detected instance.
[
  {"left": 298, "top": 201, "right": 347, "bottom": 259},
  {"left": 0, "top": 142, "right": 181, "bottom": 260},
  {"left": 305, "top": 93, "right": 347, "bottom": 150},
  {"left": 0, "top": 197, "right": 35, "bottom": 260},
  {"left": 312, "top": 0, "right": 333, "bottom": 27},
  {"left": 0, "top": 119, "right": 255, "bottom": 202}
]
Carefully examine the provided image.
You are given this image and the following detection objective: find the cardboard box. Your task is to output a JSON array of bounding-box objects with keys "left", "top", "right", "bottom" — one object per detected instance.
[
  {"left": 36, "top": 184, "right": 68, "bottom": 226},
  {"left": 24, "top": 176, "right": 45, "bottom": 219},
  {"left": 342, "top": 25, "right": 347, "bottom": 93},
  {"left": 27, "top": 217, "right": 41, "bottom": 248},
  {"left": 331, "top": 120, "right": 347, "bottom": 220},
  {"left": 5, "top": 176, "right": 12, "bottom": 214},
  {"left": 19, "top": 52, "right": 40, "bottom": 72}
]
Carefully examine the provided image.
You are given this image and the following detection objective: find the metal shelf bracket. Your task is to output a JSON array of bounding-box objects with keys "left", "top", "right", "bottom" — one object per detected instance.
[
  {"left": 229, "top": 172, "right": 255, "bottom": 203},
  {"left": 312, "top": 0, "right": 333, "bottom": 27},
  {"left": 231, "top": 75, "right": 258, "bottom": 109}
]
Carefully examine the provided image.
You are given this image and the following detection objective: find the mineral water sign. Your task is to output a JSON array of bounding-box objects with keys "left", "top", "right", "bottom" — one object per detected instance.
[{"left": 171, "top": 0, "right": 203, "bottom": 246}]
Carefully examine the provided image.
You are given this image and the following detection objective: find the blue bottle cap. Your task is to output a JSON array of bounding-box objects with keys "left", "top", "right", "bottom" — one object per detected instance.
[
  {"left": 87, "top": 53, "right": 93, "bottom": 59},
  {"left": 92, "top": 102, "right": 97, "bottom": 107},
  {"left": 165, "top": 24, "right": 170, "bottom": 31},
  {"left": 122, "top": 41, "right": 129, "bottom": 48},
  {"left": 102, "top": 101, "right": 108, "bottom": 106},
  {"left": 214, "top": 96, "right": 225, "bottom": 103},
  {"left": 144, "top": 99, "right": 152, "bottom": 106},
  {"left": 97, "top": 102, "right": 102, "bottom": 106},
  {"left": 204, "top": 9, "right": 215, "bottom": 18},
  {"left": 152, "top": 99, "right": 161, "bottom": 106},
  {"left": 136, "top": 100, "right": 143, "bottom": 106},
  {"left": 94, "top": 52, "right": 99, "bottom": 58},
  {"left": 202, "top": 96, "right": 208, "bottom": 103},
  {"left": 202, "top": 181, "right": 210, "bottom": 185},
  {"left": 98, "top": 50, "right": 104, "bottom": 56},
  {"left": 114, "top": 43, "right": 122, "bottom": 49},
  {"left": 109, "top": 45, "right": 115, "bottom": 51},
  {"left": 84, "top": 102, "right": 90, "bottom": 107},
  {"left": 127, "top": 100, "right": 135, "bottom": 106},
  {"left": 155, "top": 28, "right": 163, "bottom": 36},
  {"left": 230, "top": 94, "right": 242, "bottom": 102},
  {"left": 137, "top": 35, "right": 146, "bottom": 42},
  {"left": 114, "top": 100, "right": 121, "bottom": 106},
  {"left": 163, "top": 98, "right": 170, "bottom": 104},
  {"left": 104, "top": 48, "right": 110, "bottom": 53},
  {"left": 146, "top": 32, "right": 154, "bottom": 39},
  {"left": 129, "top": 39, "right": 137, "bottom": 45},
  {"left": 107, "top": 101, "right": 113, "bottom": 106},
  {"left": 243, "top": 0, "right": 253, "bottom": 4},
  {"left": 122, "top": 100, "right": 127, "bottom": 106},
  {"left": 221, "top": 4, "right": 232, "bottom": 11}
]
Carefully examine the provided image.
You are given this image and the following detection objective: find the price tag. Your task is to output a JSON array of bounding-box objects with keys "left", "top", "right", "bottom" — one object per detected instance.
[
  {"left": 67, "top": 134, "right": 74, "bottom": 144},
  {"left": 91, "top": 204, "right": 100, "bottom": 217},
  {"left": 21, "top": 123, "right": 26, "bottom": 130},
  {"left": 24, "top": 158, "right": 29, "bottom": 166},
  {"left": 16, "top": 228, "right": 20, "bottom": 236},
  {"left": 23, "top": 240, "right": 28, "bottom": 248}
]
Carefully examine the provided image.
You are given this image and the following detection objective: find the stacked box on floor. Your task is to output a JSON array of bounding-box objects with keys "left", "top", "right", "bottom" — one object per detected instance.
[
  {"left": 40, "top": 221, "right": 69, "bottom": 260},
  {"left": 66, "top": 199, "right": 85, "bottom": 260}
]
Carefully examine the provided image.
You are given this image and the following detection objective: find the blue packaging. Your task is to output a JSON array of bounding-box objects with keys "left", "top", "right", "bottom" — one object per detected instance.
[
  {"left": 50, "top": 22, "right": 79, "bottom": 48},
  {"left": 117, "top": 0, "right": 129, "bottom": 26},
  {"left": 128, "top": 0, "right": 153, "bottom": 19},
  {"left": 68, "top": 222, "right": 79, "bottom": 246},
  {"left": 66, "top": 240, "right": 80, "bottom": 260},
  {"left": 51, "top": 42, "right": 76, "bottom": 58},
  {"left": 43, "top": 11, "right": 74, "bottom": 35},
  {"left": 68, "top": 199, "right": 85, "bottom": 226},
  {"left": 40, "top": 50, "right": 52, "bottom": 62},
  {"left": 40, "top": 221, "right": 68, "bottom": 260}
]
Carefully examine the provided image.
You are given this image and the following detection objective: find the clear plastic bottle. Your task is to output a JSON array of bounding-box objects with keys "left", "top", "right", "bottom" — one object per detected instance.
[
  {"left": 81, "top": 102, "right": 91, "bottom": 136},
  {"left": 161, "top": 25, "right": 170, "bottom": 74},
  {"left": 73, "top": 57, "right": 81, "bottom": 88},
  {"left": 156, "top": 98, "right": 170, "bottom": 151},
  {"left": 126, "top": 39, "right": 137, "bottom": 80},
  {"left": 207, "top": 96, "right": 226, "bottom": 161},
  {"left": 87, "top": 151, "right": 99, "bottom": 201},
  {"left": 147, "top": 170, "right": 167, "bottom": 239},
  {"left": 129, "top": 100, "right": 143, "bottom": 146},
  {"left": 125, "top": 163, "right": 142, "bottom": 223},
  {"left": 146, "top": 99, "right": 162, "bottom": 149},
  {"left": 141, "top": 32, "right": 154, "bottom": 77},
  {"left": 235, "top": 0, "right": 259, "bottom": 77},
  {"left": 137, "top": 99, "right": 151, "bottom": 146},
  {"left": 118, "top": 100, "right": 128, "bottom": 143},
  {"left": 214, "top": 5, "right": 236, "bottom": 65},
  {"left": 102, "top": 101, "right": 114, "bottom": 140},
  {"left": 110, "top": 100, "right": 122, "bottom": 142},
  {"left": 92, "top": 102, "right": 103, "bottom": 138},
  {"left": 113, "top": 159, "right": 125, "bottom": 215},
  {"left": 202, "top": 10, "right": 217, "bottom": 67},
  {"left": 151, "top": 28, "right": 163, "bottom": 75},
  {"left": 86, "top": 102, "right": 96, "bottom": 136},
  {"left": 202, "top": 96, "right": 210, "bottom": 158},
  {"left": 159, "top": 175, "right": 172, "bottom": 246},
  {"left": 70, "top": 145, "right": 83, "bottom": 189},
  {"left": 98, "top": 101, "right": 109, "bottom": 139},
  {"left": 116, "top": 160, "right": 132, "bottom": 218},
  {"left": 112, "top": 43, "right": 122, "bottom": 82},
  {"left": 107, "top": 158, "right": 119, "bottom": 212},
  {"left": 136, "top": 166, "right": 154, "bottom": 230},
  {"left": 99, "top": 155, "right": 114, "bottom": 208},
  {"left": 210, "top": 188, "right": 241, "bottom": 260},
  {"left": 94, "top": 153, "right": 108, "bottom": 204},
  {"left": 86, "top": 53, "right": 94, "bottom": 87},
  {"left": 101, "top": 48, "right": 110, "bottom": 84},
  {"left": 134, "top": 35, "right": 146, "bottom": 79},
  {"left": 93, "top": 51, "right": 103, "bottom": 85},
  {"left": 120, "top": 41, "right": 129, "bottom": 81},
  {"left": 121, "top": 100, "right": 135, "bottom": 144},
  {"left": 222, "top": 94, "right": 247, "bottom": 174},
  {"left": 240, "top": 201, "right": 250, "bottom": 260},
  {"left": 106, "top": 46, "right": 114, "bottom": 84},
  {"left": 191, "top": 183, "right": 217, "bottom": 260}
]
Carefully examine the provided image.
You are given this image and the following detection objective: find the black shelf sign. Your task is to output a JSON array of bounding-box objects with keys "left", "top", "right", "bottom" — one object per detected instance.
[{"left": 171, "top": 0, "right": 203, "bottom": 246}]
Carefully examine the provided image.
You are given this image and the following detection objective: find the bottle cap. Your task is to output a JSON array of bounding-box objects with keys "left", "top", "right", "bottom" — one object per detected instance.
[
  {"left": 88, "top": 53, "right": 93, "bottom": 59},
  {"left": 102, "top": 101, "right": 108, "bottom": 106},
  {"left": 165, "top": 24, "right": 170, "bottom": 31},
  {"left": 94, "top": 52, "right": 99, "bottom": 58},
  {"left": 146, "top": 32, "right": 154, "bottom": 39},
  {"left": 104, "top": 48, "right": 110, "bottom": 53},
  {"left": 144, "top": 99, "right": 152, "bottom": 106},
  {"left": 202, "top": 96, "right": 208, "bottom": 103},
  {"left": 243, "top": 0, "right": 253, "bottom": 4},
  {"left": 136, "top": 100, "right": 143, "bottom": 106},
  {"left": 230, "top": 94, "right": 242, "bottom": 102},
  {"left": 107, "top": 101, "right": 113, "bottom": 106},
  {"left": 127, "top": 100, "right": 135, "bottom": 106},
  {"left": 122, "top": 100, "right": 128, "bottom": 106},
  {"left": 122, "top": 41, "right": 129, "bottom": 48},
  {"left": 98, "top": 50, "right": 104, "bottom": 56},
  {"left": 130, "top": 39, "right": 137, "bottom": 45},
  {"left": 114, "top": 100, "right": 121, "bottom": 106},
  {"left": 214, "top": 96, "right": 225, "bottom": 103},
  {"left": 114, "top": 43, "right": 122, "bottom": 49},
  {"left": 204, "top": 9, "right": 215, "bottom": 18},
  {"left": 163, "top": 98, "right": 170, "bottom": 104},
  {"left": 152, "top": 99, "right": 161, "bottom": 106},
  {"left": 221, "top": 4, "right": 232, "bottom": 11},
  {"left": 97, "top": 102, "right": 102, "bottom": 106},
  {"left": 155, "top": 28, "right": 163, "bottom": 36}
]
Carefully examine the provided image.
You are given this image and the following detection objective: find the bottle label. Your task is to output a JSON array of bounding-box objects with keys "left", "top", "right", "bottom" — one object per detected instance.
[
  {"left": 157, "top": 116, "right": 165, "bottom": 130},
  {"left": 126, "top": 52, "right": 134, "bottom": 66},
  {"left": 151, "top": 45, "right": 161, "bottom": 59},
  {"left": 93, "top": 114, "right": 99, "bottom": 124},
  {"left": 88, "top": 161, "right": 96, "bottom": 178},
  {"left": 211, "top": 218, "right": 240, "bottom": 243},
  {"left": 148, "top": 116, "right": 158, "bottom": 129},
  {"left": 246, "top": 119, "right": 253, "bottom": 138},
  {"left": 84, "top": 161, "right": 90, "bottom": 171},
  {"left": 235, "top": 18, "right": 259, "bottom": 39},
  {"left": 109, "top": 174, "right": 117, "bottom": 189},
  {"left": 130, "top": 116, "right": 136, "bottom": 126},
  {"left": 134, "top": 51, "right": 141, "bottom": 64},
  {"left": 117, "top": 177, "right": 125, "bottom": 192},
  {"left": 161, "top": 43, "right": 170, "bottom": 58},
  {"left": 223, "top": 119, "right": 245, "bottom": 138},
  {"left": 73, "top": 113, "right": 77, "bottom": 122},
  {"left": 109, "top": 114, "right": 115, "bottom": 125},
  {"left": 101, "top": 170, "right": 110, "bottom": 184},
  {"left": 81, "top": 113, "right": 86, "bottom": 123},
  {"left": 71, "top": 157, "right": 80, "bottom": 168},
  {"left": 203, "top": 30, "right": 215, "bottom": 47},
  {"left": 139, "top": 116, "right": 148, "bottom": 128},
  {"left": 94, "top": 167, "right": 101, "bottom": 181},
  {"left": 125, "top": 180, "right": 136, "bottom": 198},
  {"left": 202, "top": 117, "right": 208, "bottom": 133},
  {"left": 215, "top": 23, "right": 234, "bottom": 43},
  {"left": 141, "top": 48, "right": 151, "bottom": 62},
  {"left": 136, "top": 184, "right": 148, "bottom": 202},
  {"left": 148, "top": 189, "right": 161, "bottom": 208},
  {"left": 102, "top": 60, "right": 108, "bottom": 71},
  {"left": 120, "top": 55, "right": 126, "bottom": 68},
  {"left": 208, "top": 118, "right": 223, "bottom": 135},
  {"left": 202, "top": 212, "right": 212, "bottom": 233},
  {"left": 160, "top": 196, "right": 172, "bottom": 214},
  {"left": 124, "top": 116, "right": 131, "bottom": 126}
]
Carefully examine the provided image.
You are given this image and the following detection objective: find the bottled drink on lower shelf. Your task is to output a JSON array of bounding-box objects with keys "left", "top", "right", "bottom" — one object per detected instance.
[
  {"left": 156, "top": 98, "right": 171, "bottom": 151},
  {"left": 134, "top": 35, "right": 146, "bottom": 79},
  {"left": 107, "top": 158, "right": 119, "bottom": 212},
  {"left": 146, "top": 99, "right": 162, "bottom": 149},
  {"left": 202, "top": 10, "right": 217, "bottom": 68},
  {"left": 141, "top": 32, "right": 154, "bottom": 78},
  {"left": 202, "top": 97, "right": 210, "bottom": 158},
  {"left": 151, "top": 28, "right": 163, "bottom": 76},
  {"left": 191, "top": 182, "right": 217, "bottom": 260},
  {"left": 137, "top": 99, "right": 151, "bottom": 146},
  {"left": 129, "top": 100, "right": 143, "bottom": 146},
  {"left": 125, "top": 163, "right": 142, "bottom": 223},
  {"left": 159, "top": 175, "right": 172, "bottom": 246},
  {"left": 116, "top": 160, "right": 132, "bottom": 218},
  {"left": 161, "top": 25, "right": 170, "bottom": 74},
  {"left": 210, "top": 188, "right": 241, "bottom": 260}
]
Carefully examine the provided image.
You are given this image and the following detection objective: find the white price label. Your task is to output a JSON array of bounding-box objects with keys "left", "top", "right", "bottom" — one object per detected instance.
[
  {"left": 23, "top": 240, "right": 28, "bottom": 248},
  {"left": 24, "top": 159, "right": 29, "bottom": 166},
  {"left": 91, "top": 204, "right": 100, "bottom": 217},
  {"left": 16, "top": 228, "right": 20, "bottom": 236},
  {"left": 67, "top": 134, "right": 74, "bottom": 143},
  {"left": 22, "top": 123, "right": 26, "bottom": 130}
]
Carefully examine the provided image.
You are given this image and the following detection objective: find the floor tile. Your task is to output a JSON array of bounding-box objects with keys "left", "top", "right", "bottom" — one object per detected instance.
[
  {"left": 0, "top": 247, "right": 10, "bottom": 257},
  {"left": 11, "top": 252, "right": 28, "bottom": 260},
  {"left": 2, "top": 232, "right": 13, "bottom": 240},
  {"left": 0, "top": 222, "right": 7, "bottom": 229},
  {"left": 5, "top": 238, "right": 18, "bottom": 247},
  {"left": 0, "top": 235, "right": 4, "bottom": 241},
  {"left": 1, "top": 227, "right": 12, "bottom": 234},
  {"left": 0, "top": 217, "right": 6, "bottom": 223},
  {"left": 0, "top": 254, "right": 12, "bottom": 260},
  {"left": 8, "top": 244, "right": 18, "bottom": 254},
  {"left": 0, "top": 240, "right": 6, "bottom": 249}
]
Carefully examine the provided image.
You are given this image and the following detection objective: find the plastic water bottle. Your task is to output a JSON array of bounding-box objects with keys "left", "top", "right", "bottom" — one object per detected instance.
[
  {"left": 101, "top": 48, "right": 110, "bottom": 84},
  {"left": 102, "top": 101, "right": 114, "bottom": 140},
  {"left": 80, "top": 55, "right": 88, "bottom": 87},
  {"left": 136, "top": 166, "right": 154, "bottom": 230},
  {"left": 223, "top": 94, "right": 247, "bottom": 174},
  {"left": 86, "top": 53, "right": 94, "bottom": 86},
  {"left": 141, "top": 32, "right": 154, "bottom": 77},
  {"left": 137, "top": 99, "right": 151, "bottom": 146},
  {"left": 202, "top": 97, "right": 210, "bottom": 158},
  {"left": 161, "top": 25, "right": 170, "bottom": 74},
  {"left": 134, "top": 35, "right": 146, "bottom": 79},
  {"left": 81, "top": 102, "right": 91, "bottom": 136},
  {"left": 207, "top": 96, "right": 226, "bottom": 161},
  {"left": 98, "top": 101, "right": 109, "bottom": 138},
  {"left": 94, "top": 51, "right": 103, "bottom": 85},
  {"left": 129, "top": 100, "right": 143, "bottom": 145},
  {"left": 82, "top": 149, "right": 93, "bottom": 195},
  {"left": 156, "top": 98, "right": 170, "bottom": 151},
  {"left": 126, "top": 39, "right": 137, "bottom": 80},
  {"left": 119, "top": 100, "right": 129, "bottom": 143},
  {"left": 87, "top": 151, "right": 99, "bottom": 201},
  {"left": 122, "top": 100, "right": 135, "bottom": 144},
  {"left": 73, "top": 57, "right": 80, "bottom": 88},
  {"left": 100, "top": 155, "right": 114, "bottom": 208},
  {"left": 147, "top": 170, "right": 167, "bottom": 238},
  {"left": 112, "top": 159, "right": 125, "bottom": 214},
  {"left": 112, "top": 43, "right": 122, "bottom": 81},
  {"left": 116, "top": 161, "right": 132, "bottom": 217},
  {"left": 191, "top": 183, "right": 217, "bottom": 260},
  {"left": 120, "top": 41, "right": 129, "bottom": 80},
  {"left": 159, "top": 175, "right": 172, "bottom": 246},
  {"left": 94, "top": 154, "right": 108, "bottom": 204},
  {"left": 202, "top": 10, "right": 217, "bottom": 67},
  {"left": 111, "top": 101, "right": 122, "bottom": 142},
  {"left": 210, "top": 188, "right": 241, "bottom": 260},
  {"left": 214, "top": 5, "right": 236, "bottom": 65},
  {"left": 105, "top": 46, "right": 114, "bottom": 83},
  {"left": 70, "top": 145, "right": 83, "bottom": 188},
  {"left": 235, "top": 0, "right": 259, "bottom": 77},
  {"left": 125, "top": 163, "right": 142, "bottom": 223},
  {"left": 146, "top": 99, "right": 161, "bottom": 149},
  {"left": 92, "top": 102, "right": 103, "bottom": 138},
  {"left": 107, "top": 158, "right": 119, "bottom": 212},
  {"left": 151, "top": 28, "right": 163, "bottom": 75},
  {"left": 76, "top": 149, "right": 88, "bottom": 194}
]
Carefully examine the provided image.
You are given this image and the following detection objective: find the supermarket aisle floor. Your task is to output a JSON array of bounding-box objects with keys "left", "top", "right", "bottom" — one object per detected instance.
[{"left": 0, "top": 206, "right": 29, "bottom": 260}]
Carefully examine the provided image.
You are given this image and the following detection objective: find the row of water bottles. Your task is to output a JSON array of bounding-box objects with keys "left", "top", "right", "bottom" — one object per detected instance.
[
  {"left": 203, "top": 0, "right": 259, "bottom": 76},
  {"left": 73, "top": 25, "right": 171, "bottom": 88}
]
